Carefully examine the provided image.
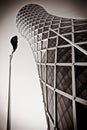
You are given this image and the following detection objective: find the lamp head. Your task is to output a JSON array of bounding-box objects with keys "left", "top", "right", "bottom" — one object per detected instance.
[{"left": 10, "top": 35, "right": 18, "bottom": 54}]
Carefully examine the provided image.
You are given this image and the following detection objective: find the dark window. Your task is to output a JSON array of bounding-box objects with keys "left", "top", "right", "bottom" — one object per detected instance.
[
  {"left": 57, "top": 47, "right": 72, "bottom": 63},
  {"left": 76, "top": 102, "right": 87, "bottom": 130},
  {"left": 46, "top": 66, "right": 54, "bottom": 87},
  {"left": 57, "top": 94, "right": 73, "bottom": 130},
  {"left": 52, "top": 20, "right": 60, "bottom": 24},
  {"left": 47, "top": 49, "right": 55, "bottom": 63},
  {"left": 47, "top": 87, "right": 54, "bottom": 121},
  {"left": 58, "top": 36, "right": 70, "bottom": 45},
  {"left": 43, "top": 26, "right": 49, "bottom": 32},
  {"left": 74, "top": 31, "right": 87, "bottom": 43},
  {"left": 64, "top": 34, "right": 72, "bottom": 41},
  {"left": 48, "top": 37, "right": 57, "bottom": 48},
  {"left": 74, "top": 19, "right": 87, "bottom": 25},
  {"left": 60, "top": 22, "right": 72, "bottom": 27},
  {"left": 60, "top": 27, "right": 72, "bottom": 34},
  {"left": 51, "top": 24, "right": 59, "bottom": 29},
  {"left": 49, "top": 30, "right": 57, "bottom": 37},
  {"left": 74, "top": 24, "right": 87, "bottom": 31},
  {"left": 42, "top": 32, "right": 49, "bottom": 39},
  {"left": 75, "top": 44, "right": 87, "bottom": 62},
  {"left": 56, "top": 66, "right": 72, "bottom": 94},
  {"left": 75, "top": 66, "right": 87, "bottom": 100}
]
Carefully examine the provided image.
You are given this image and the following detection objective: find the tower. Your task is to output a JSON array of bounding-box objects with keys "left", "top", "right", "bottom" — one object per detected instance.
[{"left": 16, "top": 4, "right": 87, "bottom": 130}]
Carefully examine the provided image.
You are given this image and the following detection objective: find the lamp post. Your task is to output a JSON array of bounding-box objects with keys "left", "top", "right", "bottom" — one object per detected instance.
[{"left": 7, "top": 36, "right": 18, "bottom": 130}]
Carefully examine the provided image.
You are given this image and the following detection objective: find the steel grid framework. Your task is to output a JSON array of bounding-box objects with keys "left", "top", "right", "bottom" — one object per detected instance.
[{"left": 16, "top": 4, "right": 87, "bottom": 130}]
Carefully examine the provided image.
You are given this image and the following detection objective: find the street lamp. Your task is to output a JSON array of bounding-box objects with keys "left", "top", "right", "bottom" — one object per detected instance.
[{"left": 7, "top": 36, "right": 18, "bottom": 130}]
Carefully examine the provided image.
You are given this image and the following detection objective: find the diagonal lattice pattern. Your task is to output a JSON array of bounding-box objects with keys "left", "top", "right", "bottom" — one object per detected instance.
[
  {"left": 57, "top": 94, "right": 73, "bottom": 130},
  {"left": 16, "top": 4, "right": 87, "bottom": 130},
  {"left": 57, "top": 47, "right": 72, "bottom": 63},
  {"left": 56, "top": 66, "right": 72, "bottom": 95},
  {"left": 47, "top": 87, "right": 54, "bottom": 121},
  {"left": 75, "top": 66, "right": 87, "bottom": 100},
  {"left": 75, "top": 44, "right": 87, "bottom": 62},
  {"left": 46, "top": 66, "right": 54, "bottom": 87},
  {"left": 47, "top": 49, "right": 55, "bottom": 63}
]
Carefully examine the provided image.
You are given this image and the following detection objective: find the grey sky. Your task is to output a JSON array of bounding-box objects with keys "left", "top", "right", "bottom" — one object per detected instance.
[{"left": 1, "top": 0, "right": 87, "bottom": 19}]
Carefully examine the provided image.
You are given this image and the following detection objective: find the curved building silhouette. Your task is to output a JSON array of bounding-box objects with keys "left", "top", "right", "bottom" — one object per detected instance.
[{"left": 16, "top": 4, "right": 87, "bottom": 130}]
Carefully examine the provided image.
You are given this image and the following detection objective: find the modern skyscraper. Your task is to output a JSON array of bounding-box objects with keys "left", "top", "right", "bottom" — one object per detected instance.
[{"left": 16, "top": 4, "right": 87, "bottom": 130}]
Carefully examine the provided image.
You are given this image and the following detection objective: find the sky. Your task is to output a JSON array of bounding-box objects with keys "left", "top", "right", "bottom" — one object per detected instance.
[{"left": 0, "top": 0, "right": 87, "bottom": 130}]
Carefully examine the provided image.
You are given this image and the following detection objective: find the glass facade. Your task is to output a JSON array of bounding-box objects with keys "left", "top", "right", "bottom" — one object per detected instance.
[{"left": 16, "top": 4, "right": 87, "bottom": 130}]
